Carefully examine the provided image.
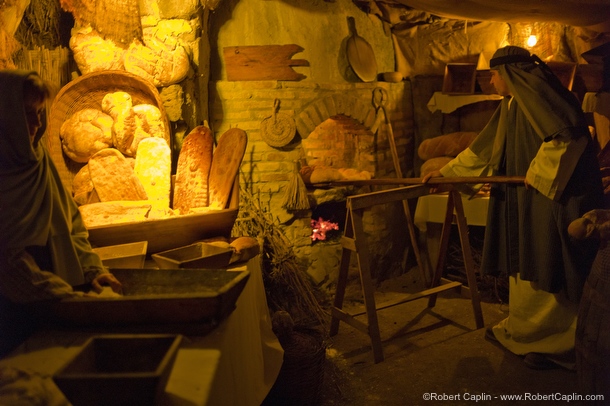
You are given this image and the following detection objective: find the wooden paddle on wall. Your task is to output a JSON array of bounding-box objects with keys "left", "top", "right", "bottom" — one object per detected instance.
[{"left": 224, "top": 44, "right": 310, "bottom": 81}]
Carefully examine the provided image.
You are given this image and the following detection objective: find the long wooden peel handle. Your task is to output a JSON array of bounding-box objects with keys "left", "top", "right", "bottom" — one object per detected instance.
[
  {"left": 309, "top": 176, "right": 525, "bottom": 187},
  {"left": 426, "top": 176, "right": 525, "bottom": 184}
]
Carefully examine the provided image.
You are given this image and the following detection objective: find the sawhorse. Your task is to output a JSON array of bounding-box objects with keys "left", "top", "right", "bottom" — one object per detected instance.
[{"left": 329, "top": 185, "right": 484, "bottom": 363}]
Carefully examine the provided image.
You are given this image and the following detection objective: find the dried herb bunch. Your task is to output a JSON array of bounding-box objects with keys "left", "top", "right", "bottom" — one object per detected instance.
[{"left": 233, "top": 188, "right": 328, "bottom": 328}]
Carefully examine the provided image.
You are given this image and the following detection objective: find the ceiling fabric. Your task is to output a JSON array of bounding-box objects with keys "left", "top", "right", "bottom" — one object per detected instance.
[{"left": 384, "top": 0, "right": 610, "bottom": 27}]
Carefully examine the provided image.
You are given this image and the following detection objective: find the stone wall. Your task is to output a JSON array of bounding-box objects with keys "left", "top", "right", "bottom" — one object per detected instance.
[{"left": 209, "top": 79, "right": 417, "bottom": 289}]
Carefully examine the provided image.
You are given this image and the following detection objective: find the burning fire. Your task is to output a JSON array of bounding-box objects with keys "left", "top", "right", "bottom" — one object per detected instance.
[{"left": 310, "top": 217, "right": 339, "bottom": 241}]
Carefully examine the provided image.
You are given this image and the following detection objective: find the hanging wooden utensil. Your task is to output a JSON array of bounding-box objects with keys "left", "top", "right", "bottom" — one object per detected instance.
[
  {"left": 260, "top": 99, "right": 296, "bottom": 148},
  {"left": 346, "top": 16, "right": 377, "bottom": 83},
  {"left": 223, "top": 44, "right": 309, "bottom": 81}
]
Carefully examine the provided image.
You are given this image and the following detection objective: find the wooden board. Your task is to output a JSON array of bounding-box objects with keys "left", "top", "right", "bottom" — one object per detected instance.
[
  {"left": 223, "top": 44, "right": 309, "bottom": 81},
  {"left": 209, "top": 128, "right": 247, "bottom": 210},
  {"left": 87, "top": 179, "right": 240, "bottom": 254}
]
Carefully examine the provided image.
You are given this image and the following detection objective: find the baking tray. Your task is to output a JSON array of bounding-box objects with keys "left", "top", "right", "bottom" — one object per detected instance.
[{"left": 33, "top": 268, "right": 249, "bottom": 335}]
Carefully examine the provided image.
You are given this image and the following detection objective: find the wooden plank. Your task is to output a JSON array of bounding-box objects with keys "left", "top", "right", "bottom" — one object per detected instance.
[
  {"left": 453, "top": 191, "right": 485, "bottom": 328},
  {"left": 330, "top": 307, "right": 369, "bottom": 334},
  {"left": 223, "top": 44, "right": 310, "bottom": 81},
  {"left": 347, "top": 281, "right": 463, "bottom": 317},
  {"left": 347, "top": 185, "right": 429, "bottom": 210}
]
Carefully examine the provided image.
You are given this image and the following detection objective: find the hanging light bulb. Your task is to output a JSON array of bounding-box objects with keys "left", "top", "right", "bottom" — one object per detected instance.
[{"left": 527, "top": 34, "right": 538, "bottom": 48}]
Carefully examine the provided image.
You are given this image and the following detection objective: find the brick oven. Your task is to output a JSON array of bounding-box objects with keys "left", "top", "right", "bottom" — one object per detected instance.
[{"left": 210, "top": 80, "right": 418, "bottom": 290}]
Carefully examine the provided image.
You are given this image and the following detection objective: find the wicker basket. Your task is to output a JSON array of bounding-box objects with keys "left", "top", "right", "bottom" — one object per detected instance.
[
  {"left": 262, "top": 327, "right": 326, "bottom": 406},
  {"left": 45, "top": 70, "right": 171, "bottom": 191}
]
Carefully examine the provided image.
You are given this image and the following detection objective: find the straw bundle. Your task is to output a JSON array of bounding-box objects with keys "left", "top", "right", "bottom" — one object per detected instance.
[
  {"left": 281, "top": 161, "right": 310, "bottom": 211},
  {"left": 234, "top": 188, "right": 328, "bottom": 328},
  {"left": 0, "top": 27, "right": 19, "bottom": 69},
  {"left": 13, "top": 46, "right": 72, "bottom": 88}
]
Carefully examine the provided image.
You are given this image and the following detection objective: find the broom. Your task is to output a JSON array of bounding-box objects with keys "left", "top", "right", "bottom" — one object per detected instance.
[{"left": 282, "top": 161, "right": 310, "bottom": 210}]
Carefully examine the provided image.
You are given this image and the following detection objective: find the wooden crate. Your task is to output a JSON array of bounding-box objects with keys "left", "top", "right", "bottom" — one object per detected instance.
[
  {"left": 547, "top": 61, "right": 577, "bottom": 91},
  {"left": 442, "top": 63, "right": 477, "bottom": 95}
]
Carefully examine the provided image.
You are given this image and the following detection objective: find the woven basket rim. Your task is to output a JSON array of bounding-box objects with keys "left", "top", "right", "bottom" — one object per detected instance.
[{"left": 46, "top": 70, "right": 171, "bottom": 191}]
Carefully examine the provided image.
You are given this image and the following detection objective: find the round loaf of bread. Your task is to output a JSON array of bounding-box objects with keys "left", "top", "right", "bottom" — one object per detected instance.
[
  {"left": 60, "top": 108, "right": 114, "bottom": 163},
  {"left": 102, "top": 91, "right": 133, "bottom": 119},
  {"left": 133, "top": 104, "right": 166, "bottom": 140}
]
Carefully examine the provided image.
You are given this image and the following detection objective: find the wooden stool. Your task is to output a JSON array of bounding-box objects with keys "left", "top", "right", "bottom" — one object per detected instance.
[{"left": 329, "top": 185, "right": 484, "bottom": 363}]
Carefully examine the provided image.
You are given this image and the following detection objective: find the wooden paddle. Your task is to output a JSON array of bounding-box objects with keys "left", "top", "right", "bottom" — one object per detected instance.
[{"left": 309, "top": 176, "right": 526, "bottom": 188}]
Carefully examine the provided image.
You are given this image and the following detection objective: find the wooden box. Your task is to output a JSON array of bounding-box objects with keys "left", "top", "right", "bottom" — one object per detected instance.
[
  {"left": 547, "top": 61, "right": 577, "bottom": 91},
  {"left": 443, "top": 63, "right": 477, "bottom": 94},
  {"left": 35, "top": 268, "right": 250, "bottom": 333},
  {"left": 86, "top": 179, "right": 239, "bottom": 255},
  {"left": 92, "top": 241, "right": 148, "bottom": 269},
  {"left": 53, "top": 334, "right": 182, "bottom": 406},
  {"left": 152, "top": 242, "right": 234, "bottom": 269},
  {"left": 475, "top": 70, "right": 497, "bottom": 94}
]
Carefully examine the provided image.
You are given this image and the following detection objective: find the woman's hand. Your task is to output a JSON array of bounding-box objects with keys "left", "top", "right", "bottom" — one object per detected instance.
[
  {"left": 422, "top": 170, "right": 445, "bottom": 194},
  {"left": 91, "top": 273, "right": 122, "bottom": 294}
]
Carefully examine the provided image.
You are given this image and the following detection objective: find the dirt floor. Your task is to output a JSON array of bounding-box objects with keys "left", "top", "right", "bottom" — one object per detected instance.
[{"left": 311, "top": 272, "right": 585, "bottom": 406}]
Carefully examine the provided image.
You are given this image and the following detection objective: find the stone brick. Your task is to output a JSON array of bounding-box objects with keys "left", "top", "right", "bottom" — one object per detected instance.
[
  {"left": 322, "top": 95, "right": 338, "bottom": 118},
  {"left": 305, "top": 105, "right": 323, "bottom": 127},
  {"left": 281, "top": 81, "right": 321, "bottom": 89},
  {"left": 333, "top": 94, "right": 346, "bottom": 116},
  {"left": 297, "top": 112, "right": 316, "bottom": 134},
  {"left": 295, "top": 120, "right": 312, "bottom": 139}
]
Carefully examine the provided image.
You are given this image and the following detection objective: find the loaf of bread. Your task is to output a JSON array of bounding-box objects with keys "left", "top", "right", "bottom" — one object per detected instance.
[
  {"left": 134, "top": 137, "right": 172, "bottom": 208},
  {"left": 133, "top": 104, "right": 166, "bottom": 140},
  {"left": 72, "top": 164, "right": 100, "bottom": 206},
  {"left": 102, "top": 91, "right": 139, "bottom": 157},
  {"left": 69, "top": 26, "right": 127, "bottom": 74},
  {"left": 101, "top": 91, "right": 132, "bottom": 120},
  {"left": 123, "top": 36, "right": 189, "bottom": 87},
  {"left": 229, "top": 236, "right": 260, "bottom": 264},
  {"left": 420, "top": 157, "right": 453, "bottom": 177},
  {"left": 112, "top": 107, "right": 138, "bottom": 157},
  {"left": 208, "top": 128, "right": 248, "bottom": 210},
  {"left": 301, "top": 165, "right": 371, "bottom": 183},
  {"left": 418, "top": 132, "right": 478, "bottom": 161},
  {"left": 132, "top": 104, "right": 167, "bottom": 152},
  {"left": 88, "top": 148, "right": 148, "bottom": 202},
  {"left": 60, "top": 108, "right": 114, "bottom": 163},
  {"left": 173, "top": 126, "right": 214, "bottom": 214}
]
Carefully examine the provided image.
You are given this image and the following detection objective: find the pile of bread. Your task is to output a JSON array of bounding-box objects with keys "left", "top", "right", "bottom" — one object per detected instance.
[
  {"left": 70, "top": 24, "right": 190, "bottom": 87},
  {"left": 418, "top": 131, "right": 478, "bottom": 176},
  {"left": 61, "top": 91, "right": 247, "bottom": 229}
]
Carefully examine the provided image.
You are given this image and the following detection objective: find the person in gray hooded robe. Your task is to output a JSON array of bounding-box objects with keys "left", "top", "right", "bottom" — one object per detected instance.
[
  {"left": 0, "top": 70, "right": 122, "bottom": 357},
  {"left": 423, "top": 46, "right": 603, "bottom": 370}
]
